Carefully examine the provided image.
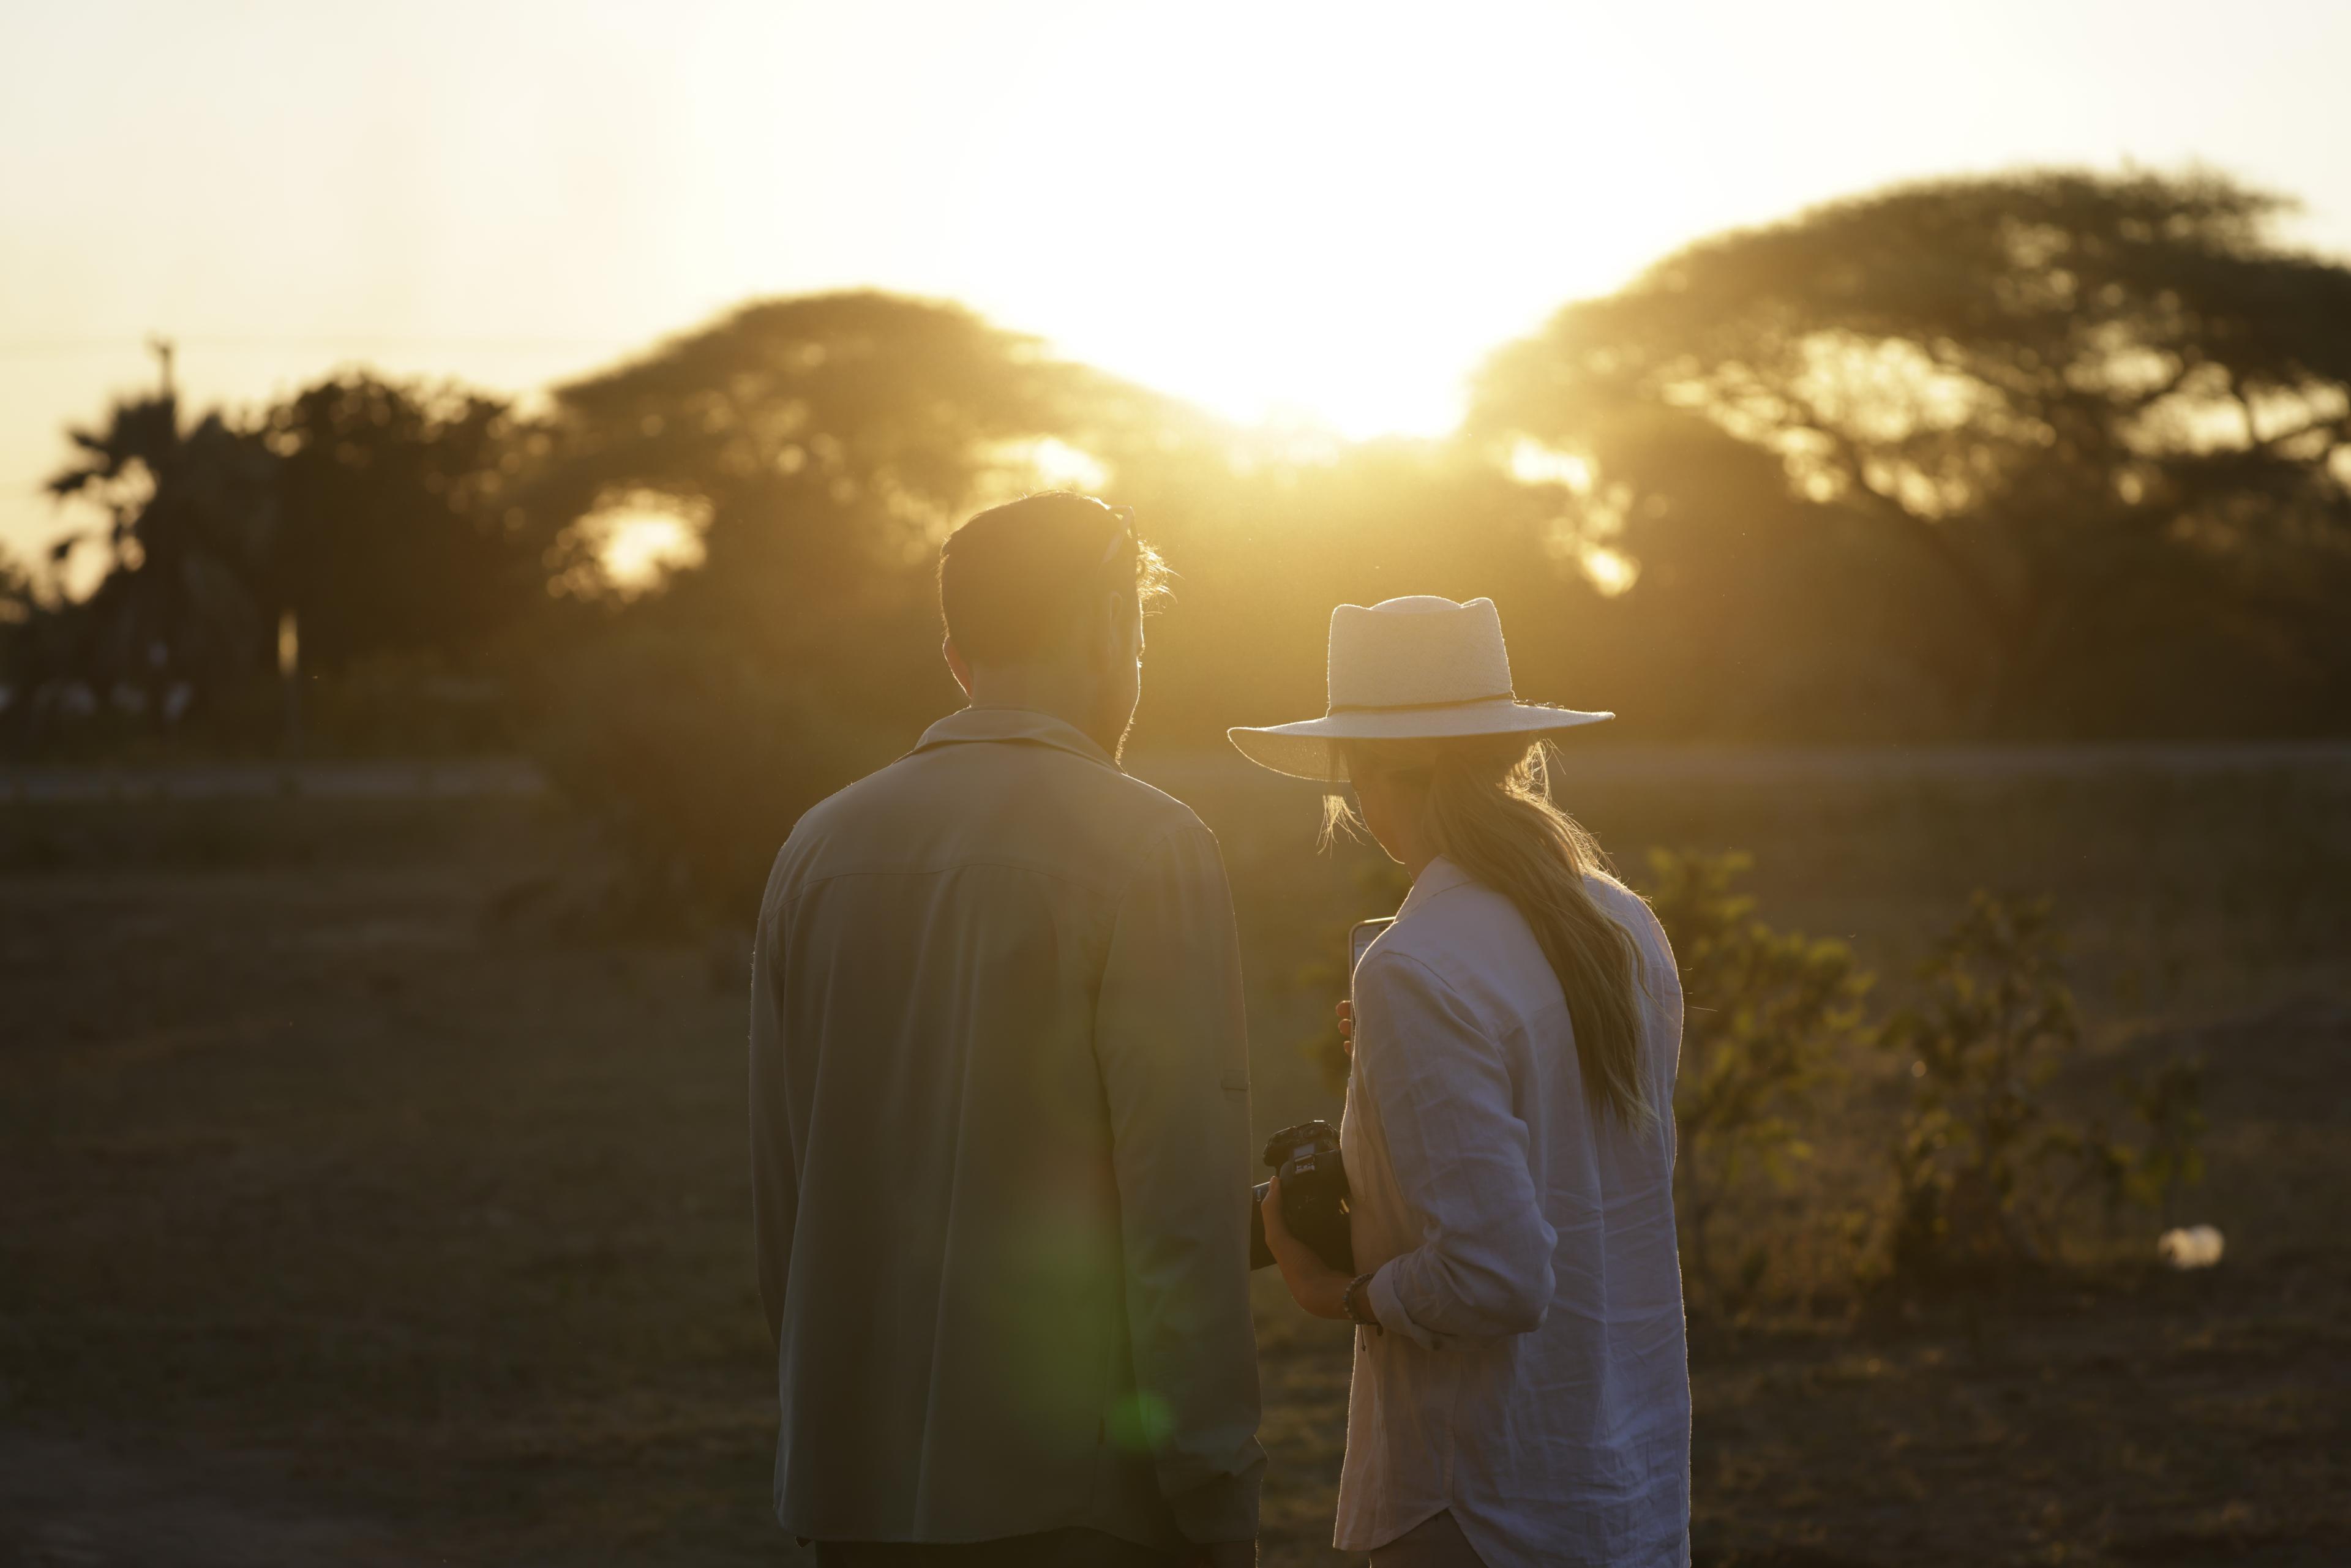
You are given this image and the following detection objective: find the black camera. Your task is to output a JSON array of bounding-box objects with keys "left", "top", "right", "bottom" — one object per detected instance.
[{"left": 1247, "top": 1120, "right": 1354, "bottom": 1274}]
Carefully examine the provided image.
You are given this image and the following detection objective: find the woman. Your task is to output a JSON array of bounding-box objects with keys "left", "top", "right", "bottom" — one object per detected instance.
[{"left": 1231, "top": 596, "right": 1689, "bottom": 1568}]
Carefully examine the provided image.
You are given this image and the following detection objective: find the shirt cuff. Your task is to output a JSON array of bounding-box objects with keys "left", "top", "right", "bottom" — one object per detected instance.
[
  {"left": 1164, "top": 1458, "right": 1264, "bottom": 1544},
  {"left": 1368, "top": 1259, "right": 1444, "bottom": 1351}
]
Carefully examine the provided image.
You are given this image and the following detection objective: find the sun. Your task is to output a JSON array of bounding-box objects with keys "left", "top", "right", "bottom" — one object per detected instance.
[{"left": 914, "top": 5, "right": 1710, "bottom": 441}]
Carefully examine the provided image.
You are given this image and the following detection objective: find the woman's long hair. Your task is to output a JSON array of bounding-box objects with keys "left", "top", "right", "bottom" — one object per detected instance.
[{"left": 1329, "top": 735, "right": 1654, "bottom": 1128}]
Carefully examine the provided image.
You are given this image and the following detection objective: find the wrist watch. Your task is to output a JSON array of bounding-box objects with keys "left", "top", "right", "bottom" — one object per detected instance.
[{"left": 1341, "top": 1271, "right": 1380, "bottom": 1328}]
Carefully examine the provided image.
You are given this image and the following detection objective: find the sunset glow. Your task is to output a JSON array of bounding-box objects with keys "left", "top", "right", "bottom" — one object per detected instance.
[
  {"left": 6, "top": 1, "right": 2350, "bottom": 569},
  {"left": 573, "top": 491, "right": 711, "bottom": 596}
]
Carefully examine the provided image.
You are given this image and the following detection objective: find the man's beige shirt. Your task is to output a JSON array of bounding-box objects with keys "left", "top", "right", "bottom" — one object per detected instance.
[{"left": 750, "top": 705, "right": 1264, "bottom": 1550}]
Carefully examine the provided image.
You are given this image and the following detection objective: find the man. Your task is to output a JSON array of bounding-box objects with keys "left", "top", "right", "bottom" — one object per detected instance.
[{"left": 750, "top": 492, "right": 1262, "bottom": 1567}]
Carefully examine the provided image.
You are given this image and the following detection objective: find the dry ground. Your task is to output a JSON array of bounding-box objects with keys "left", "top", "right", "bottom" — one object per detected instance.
[{"left": 2, "top": 752, "right": 2347, "bottom": 1566}]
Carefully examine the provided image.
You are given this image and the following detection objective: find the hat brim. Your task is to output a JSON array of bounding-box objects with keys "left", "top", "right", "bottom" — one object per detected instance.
[{"left": 1225, "top": 699, "right": 1613, "bottom": 782}]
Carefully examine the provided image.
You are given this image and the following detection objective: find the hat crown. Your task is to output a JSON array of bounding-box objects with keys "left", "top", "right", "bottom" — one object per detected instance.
[{"left": 1327, "top": 596, "right": 1515, "bottom": 712}]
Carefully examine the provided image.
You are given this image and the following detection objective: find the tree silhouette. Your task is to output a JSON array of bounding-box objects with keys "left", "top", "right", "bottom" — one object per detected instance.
[
  {"left": 520, "top": 291, "right": 1141, "bottom": 917},
  {"left": 43, "top": 380, "right": 279, "bottom": 715},
  {"left": 547, "top": 295, "right": 1086, "bottom": 577},
  {"left": 266, "top": 373, "right": 543, "bottom": 673},
  {"left": 17, "top": 173, "right": 2350, "bottom": 771},
  {"left": 1474, "top": 170, "right": 2351, "bottom": 734}
]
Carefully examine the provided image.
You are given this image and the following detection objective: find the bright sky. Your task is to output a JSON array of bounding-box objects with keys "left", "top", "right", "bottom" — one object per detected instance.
[{"left": 6, "top": 0, "right": 2350, "bottom": 572}]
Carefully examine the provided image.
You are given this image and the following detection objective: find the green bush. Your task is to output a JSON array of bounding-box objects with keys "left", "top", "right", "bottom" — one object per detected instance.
[
  {"left": 2126, "top": 1052, "right": 2210, "bottom": 1228},
  {"left": 527, "top": 626, "right": 907, "bottom": 931},
  {"left": 1878, "top": 893, "right": 2124, "bottom": 1281},
  {"left": 1648, "top": 849, "right": 1874, "bottom": 1307}
]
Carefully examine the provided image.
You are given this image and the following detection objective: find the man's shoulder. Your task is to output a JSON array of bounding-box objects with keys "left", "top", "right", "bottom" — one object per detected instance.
[
  {"left": 772, "top": 763, "right": 897, "bottom": 860},
  {"left": 894, "top": 737, "right": 1212, "bottom": 836},
  {"left": 770, "top": 743, "right": 1215, "bottom": 898},
  {"left": 1097, "top": 766, "right": 1215, "bottom": 842}
]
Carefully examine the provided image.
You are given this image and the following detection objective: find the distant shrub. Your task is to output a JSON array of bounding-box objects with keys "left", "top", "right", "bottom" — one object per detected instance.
[
  {"left": 1877, "top": 893, "right": 2132, "bottom": 1281},
  {"left": 304, "top": 650, "right": 516, "bottom": 756},
  {"left": 2126, "top": 1052, "right": 2209, "bottom": 1229},
  {"left": 1649, "top": 849, "right": 1874, "bottom": 1308},
  {"left": 527, "top": 625, "right": 904, "bottom": 931}
]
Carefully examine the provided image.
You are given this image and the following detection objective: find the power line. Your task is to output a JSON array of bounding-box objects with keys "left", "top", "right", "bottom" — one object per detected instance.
[{"left": 0, "top": 332, "right": 631, "bottom": 358}]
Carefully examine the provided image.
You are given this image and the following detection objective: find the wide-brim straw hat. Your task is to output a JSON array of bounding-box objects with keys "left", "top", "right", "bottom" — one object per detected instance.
[{"left": 1226, "top": 595, "right": 1612, "bottom": 783}]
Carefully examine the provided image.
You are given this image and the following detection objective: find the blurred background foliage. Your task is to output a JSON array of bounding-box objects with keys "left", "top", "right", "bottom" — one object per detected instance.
[
  {"left": 7, "top": 170, "right": 2349, "bottom": 923},
  {"left": 1474, "top": 170, "right": 2351, "bottom": 737},
  {"left": 1646, "top": 848, "right": 1873, "bottom": 1307}
]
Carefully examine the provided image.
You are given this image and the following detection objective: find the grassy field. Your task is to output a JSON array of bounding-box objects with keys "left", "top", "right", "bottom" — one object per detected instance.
[{"left": 2, "top": 750, "right": 2349, "bottom": 1566}]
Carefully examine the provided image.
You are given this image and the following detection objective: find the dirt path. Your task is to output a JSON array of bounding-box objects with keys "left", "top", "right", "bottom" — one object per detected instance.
[{"left": 0, "top": 1435, "right": 415, "bottom": 1567}]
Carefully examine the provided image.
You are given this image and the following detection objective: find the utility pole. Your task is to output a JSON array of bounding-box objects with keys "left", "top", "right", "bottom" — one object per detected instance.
[{"left": 148, "top": 334, "right": 176, "bottom": 400}]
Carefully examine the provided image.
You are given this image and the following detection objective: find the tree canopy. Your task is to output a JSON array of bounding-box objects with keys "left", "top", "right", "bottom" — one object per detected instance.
[
  {"left": 1472, "top": 170, "right": 2351, "bottom": 735},
  {"left": 9, "top": 171, "right": 2349, "bottom": 828},
  {"left": 37, "top": 387, "right": 279, "bottom": 714},
  {"left": 266, "top": 373, "right": 544, "bottom": 675}
]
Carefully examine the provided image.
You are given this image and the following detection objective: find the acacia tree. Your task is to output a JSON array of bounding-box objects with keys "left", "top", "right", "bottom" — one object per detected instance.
[
  {"left": 530, "top": 291, "right": 1170, "bottom": 693},
  {"left": 546, "top": 294, "right": 1100, "bottom": 565},
  {"left": 1474, "top": 170, "right": 2351, "bottom": 735},
  {"left": 522, "top": 291, "right": 1153, "bottom": 918}
]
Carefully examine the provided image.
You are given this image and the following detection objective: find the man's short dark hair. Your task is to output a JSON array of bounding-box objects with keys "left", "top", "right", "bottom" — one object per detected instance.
[{"left": 939, "top": 492, "right": 1169, "bottom": 665}]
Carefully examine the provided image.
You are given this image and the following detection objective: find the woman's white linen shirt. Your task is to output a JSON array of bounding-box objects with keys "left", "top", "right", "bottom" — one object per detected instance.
[{"left": 1337, "top": 856, "right": 1691, "bottom": 1568}]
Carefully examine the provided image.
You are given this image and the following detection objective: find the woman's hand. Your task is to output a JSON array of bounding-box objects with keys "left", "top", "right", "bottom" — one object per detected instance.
[
  {"left": 1336, "top": 999, "right": 1354, "bottom": 1059},
  {"left": 1260, "top": 1173, "right": 1357, "bottom": 1322}
]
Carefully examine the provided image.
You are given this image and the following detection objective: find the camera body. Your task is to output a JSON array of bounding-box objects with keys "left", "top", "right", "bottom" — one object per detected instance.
[{"left": 1247, "top": 1119, "right": 1354, "bottom": 1273}]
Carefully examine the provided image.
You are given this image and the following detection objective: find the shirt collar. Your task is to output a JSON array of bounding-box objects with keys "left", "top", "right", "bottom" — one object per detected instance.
[
  {"left": 1395, "top": 855, "right": 1474, "bottom": 923},
  {"left": 909, "top": 705, "right": 1120, "bottom": 771}
]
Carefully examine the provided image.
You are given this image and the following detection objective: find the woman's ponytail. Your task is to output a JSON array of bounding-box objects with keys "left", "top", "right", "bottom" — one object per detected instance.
[{"left": 1348, "top": 737, "right": 1653, "bottom": 1128}]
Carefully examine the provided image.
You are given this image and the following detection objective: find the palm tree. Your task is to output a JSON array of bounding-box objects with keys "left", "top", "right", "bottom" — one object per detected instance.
[{"left": 42, "top": 347, "right": 279, "bottom": 719}]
